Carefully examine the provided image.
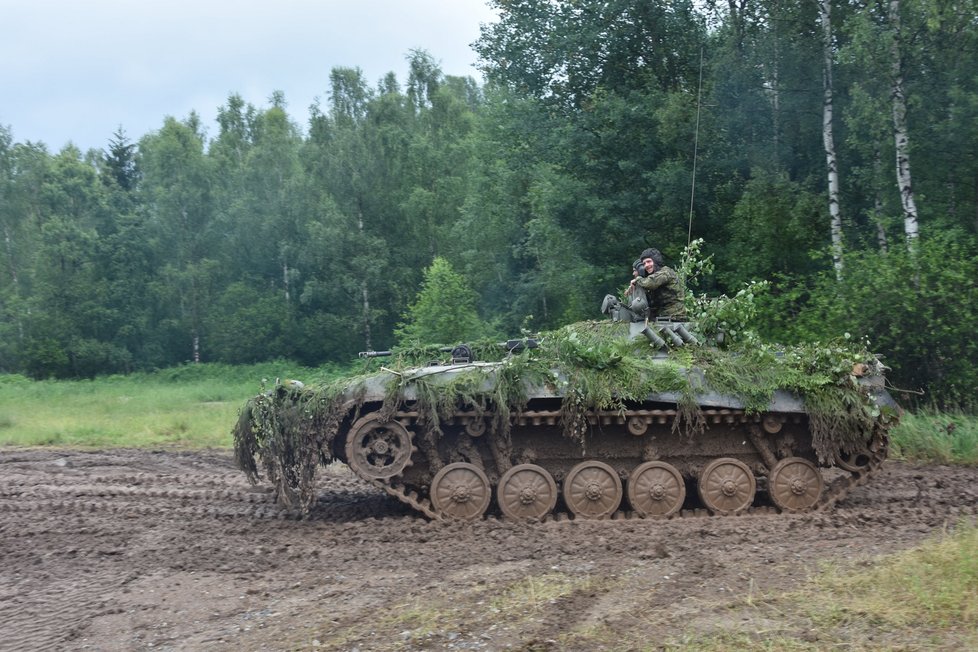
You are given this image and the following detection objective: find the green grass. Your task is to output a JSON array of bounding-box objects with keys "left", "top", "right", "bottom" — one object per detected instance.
[
  {"left": 810, "top": 523, "right": 978, "bottom": 632},
  {"left": 0, "top": 361, "right": 344, "bottom": 448},
  {"left": 889, "top": 409, "right": 978, "bottom": 464},
  {"left": 662, "top": 522, "right": 978, "bottom": 651}
]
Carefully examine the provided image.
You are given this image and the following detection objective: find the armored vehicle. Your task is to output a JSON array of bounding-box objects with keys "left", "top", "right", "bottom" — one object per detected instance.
[{"left": 234, "top": 299, "right": 898, "bottom": 521}]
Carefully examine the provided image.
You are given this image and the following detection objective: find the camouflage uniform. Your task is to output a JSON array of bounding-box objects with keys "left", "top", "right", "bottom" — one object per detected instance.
[{"left": 635, "top": 265, "right": 686, "bottom": 319}]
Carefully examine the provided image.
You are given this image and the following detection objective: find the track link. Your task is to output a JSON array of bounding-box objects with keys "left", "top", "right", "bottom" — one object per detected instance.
[
  {"left": 367, "top": 478, "right": 440, "bottom": 520},
  {"left": 815, "top": 438, "right": 889, "bottom": 513}
]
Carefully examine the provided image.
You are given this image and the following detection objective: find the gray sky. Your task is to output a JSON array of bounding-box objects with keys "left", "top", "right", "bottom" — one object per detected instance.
[{"left": 1, "top": 0, "right": 498, "bottom": 153}]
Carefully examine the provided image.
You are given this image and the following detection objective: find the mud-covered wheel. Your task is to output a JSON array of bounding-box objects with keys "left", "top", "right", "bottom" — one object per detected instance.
[
  {"left": 698, "top": 457, "right": 756, "bottom": 515},
  {"left": 563, "top": 461, "right": 622, "bottom": 520},
  {"left": 344, "top": 414, "right": 414, "bottom": 480},
  {"left": 768, "top": 457, "right": 823, "bottom": 513},
  {"left": 430, "top": 463, "right": 491, "bottom": 520},
  {"left": 498, "top": 464, "right": 558, "bottom": 522},
  {"left": 627, "top": 461, "right": 686, "bottom": 518}
]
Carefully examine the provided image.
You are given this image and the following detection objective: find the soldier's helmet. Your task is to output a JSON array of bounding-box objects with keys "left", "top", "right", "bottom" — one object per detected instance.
[{"left": 639, "top": 248, "right": 664, "bottom": 267}]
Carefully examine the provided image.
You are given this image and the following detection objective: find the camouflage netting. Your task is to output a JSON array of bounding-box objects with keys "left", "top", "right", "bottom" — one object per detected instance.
[
  {"left": 232, "top": 321, "right": 899, "bottom": 512},
  {"left": 233, "top": 380, "right": 367, "bottom": 510}
]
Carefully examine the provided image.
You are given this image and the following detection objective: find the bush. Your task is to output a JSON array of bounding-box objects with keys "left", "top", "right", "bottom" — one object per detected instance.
[
  {"left": 68, "top": 338, "right": 133, "bottom": 378},
  {"left": 0, "top": 374, "right": 32, "bottom": 387},
  {"left": 757, "top": 230, "right": 978, "bottom": 407}
]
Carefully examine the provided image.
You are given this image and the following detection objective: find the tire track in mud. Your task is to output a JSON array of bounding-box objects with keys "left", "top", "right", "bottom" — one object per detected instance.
[
  {"left": 0, "top": 451, "right": 425, "bottom": 650},
  {"left": 0, "top": 564, "right": 126, "bottom": 652},
  {"left": 0, "top": 508, "right": 132, "bottom": 650},
  {"left": 0, "top": 451, "right": 290, "bottom": 650},
  {"left": 0, "top": 478, "right": 292, "bottom": 522},
  {"left": 0, "top": 449, "right": 976, "bottom": 651}
]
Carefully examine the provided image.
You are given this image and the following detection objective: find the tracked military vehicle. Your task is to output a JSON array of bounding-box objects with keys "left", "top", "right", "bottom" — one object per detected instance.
[{"left": 233, "top": 294, "right": 898, "bottom": 521}]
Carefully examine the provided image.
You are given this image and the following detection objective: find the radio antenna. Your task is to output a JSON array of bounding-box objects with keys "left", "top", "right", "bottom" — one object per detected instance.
[{"left": 688, "top": 44, "right": 704, "bottom": 247}]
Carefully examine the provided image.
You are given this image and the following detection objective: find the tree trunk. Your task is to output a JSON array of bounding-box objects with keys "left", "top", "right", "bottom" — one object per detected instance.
[
  {"left": 2, "top": 225, "right": 17, "bottom": 288},
  {"left": 974, "top": 172, "right": 978, "bottom": 233},
  {"left": 2, "top": 224, "right": 24, "bottom": 342},
  {"left": 772, "top": 48, "right": 781, "bottom": 162},
  {"left": 727, "top": 0, "right": 748, "bottom": 51},
  {"left": 889, "top": 0, "right": 920, "bottom": 243},
  {"left": 357, "top": 206, "right": 373, "bottom": 351},
  {"left": 283, "top": 260, "right": 290, "bottom": 303},
  {"left": 820, "top": 0, "right": 844, "bottom": 278},
  {"left": 873, "top": 150, "right": 889, "bottom": 253}
]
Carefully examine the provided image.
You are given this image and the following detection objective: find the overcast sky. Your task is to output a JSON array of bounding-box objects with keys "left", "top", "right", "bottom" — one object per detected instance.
[{"left": 1, "top": 0, "right": 498, "bottom": 153}]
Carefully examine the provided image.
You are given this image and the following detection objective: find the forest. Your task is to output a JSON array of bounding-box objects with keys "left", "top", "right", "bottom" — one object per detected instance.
[{"left": 1, "top": 0, "right": 976, "bottom": 406}]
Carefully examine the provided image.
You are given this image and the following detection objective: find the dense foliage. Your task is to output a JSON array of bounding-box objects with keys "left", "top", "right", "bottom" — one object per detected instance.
[{"left": 2, "top": 2, "right": 977, "bottom": 407}]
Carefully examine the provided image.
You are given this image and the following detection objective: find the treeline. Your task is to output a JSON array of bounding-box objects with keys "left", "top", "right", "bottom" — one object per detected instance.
[{"left": 1, "top": 0, "right": 977, "bottom": 405}]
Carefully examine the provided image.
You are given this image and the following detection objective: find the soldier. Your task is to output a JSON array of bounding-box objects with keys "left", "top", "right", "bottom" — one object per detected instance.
[
  {"left": 601, "top": 260, "right": 650, "bottom": 322},
  {"left": 627, "top": 248, "right": 686, "bottom": 320}
]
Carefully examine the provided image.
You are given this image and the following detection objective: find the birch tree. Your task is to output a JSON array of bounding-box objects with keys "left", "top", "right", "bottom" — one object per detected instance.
[
  {"left": 820, "top": 0, "right": 845, "bottom": 277},
  {"left": 888, "top": 0, "right": 919, "bottom": 242}
]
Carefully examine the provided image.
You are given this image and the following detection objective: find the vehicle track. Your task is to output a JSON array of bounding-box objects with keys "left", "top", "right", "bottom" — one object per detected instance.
[{"left": 0, "top": 448, "right": 976, "bottom": 652}]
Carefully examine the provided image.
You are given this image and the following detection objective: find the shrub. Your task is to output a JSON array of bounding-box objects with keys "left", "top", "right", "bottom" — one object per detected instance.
[{"left": 757, "top": 230, "right": 978, "bottom": 407}]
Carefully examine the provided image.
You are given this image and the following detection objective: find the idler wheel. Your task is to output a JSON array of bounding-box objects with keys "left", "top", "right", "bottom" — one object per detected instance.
[
  {"left": 627, "top": 461, "right": 686, "bottom": 518},
  {"left": 697, "top": 457, "right": 756, "bottom": 515},
  {"left": 430, "top": 462, "right": 491, "bottom": 520},
  {"left": 345, "top": 414, "right": 415, "bottom": 480},
  {"left": 563, "top": 461, "right": 622, "bottom": 520},
  {"left": 768, "top": 457, "right": 823, "bottom": 513},
  {"left": 464, "top": 418, "right": 486, "bottom": 438},
  {"left": 497, "top": 464, "right": 557, "bottom": 522},
  {"left": 835, "top": 446, "right": 874, "bottom": 472}
]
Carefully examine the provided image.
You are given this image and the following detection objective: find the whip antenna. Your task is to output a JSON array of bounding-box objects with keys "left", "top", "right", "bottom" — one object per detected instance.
[{"left": 688, "top": 44, "right": 704, "bottom": 247}]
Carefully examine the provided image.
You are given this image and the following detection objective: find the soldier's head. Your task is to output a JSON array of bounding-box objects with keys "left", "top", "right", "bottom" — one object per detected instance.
[
  {"left": 639, "top": 248, "right": 664, "bottom": 274},
  {"left": 632, "top": 258, "right": 646, "bottom": 277}
]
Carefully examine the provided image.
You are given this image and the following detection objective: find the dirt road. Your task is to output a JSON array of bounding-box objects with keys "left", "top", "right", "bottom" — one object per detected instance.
[{"left": 1, "top": 448, "right": 975, "bottom": 651}]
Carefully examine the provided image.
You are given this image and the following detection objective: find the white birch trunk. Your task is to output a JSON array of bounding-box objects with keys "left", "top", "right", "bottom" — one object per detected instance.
[
  {"left": 820, "top": 0, "right": 844, "bottom": 278},
  {"left": 282, "top": 260, "right": 290, "bottom": 303},
  {"left": 889, "top": 0, "right": 920, "bottom": 243},
  {"left": 357, "top": 206, "right": 373, "bottom": 351},
  {"left": 3, "top": 226, "right": 18, "bottom": 288},
  {"left": 770, "top": 25, "right": 781, "bottom": 160}
]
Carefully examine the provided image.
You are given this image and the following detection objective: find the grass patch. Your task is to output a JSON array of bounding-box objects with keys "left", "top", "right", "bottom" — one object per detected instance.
[
  {"left": 659, "top": 522, "right": 978, "bottom": 651},
  {"left": 490, "top": 572, "right": 599, "bottom": 615},
  {"left": 0, "top": 361, "right": 343, "bottom": 448},
  {"left": 306, "top": 570, "right": 604, "bottom": 650},
  {"left": 809, "top": 522, "right": 978, "bottom": 633},
  {"left": 890, "top": 409, "right": 978, "bottom": 464}
]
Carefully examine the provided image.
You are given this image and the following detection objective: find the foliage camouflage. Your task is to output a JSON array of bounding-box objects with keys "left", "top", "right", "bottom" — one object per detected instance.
[{"left": 233, "top": 320, "right": 897, "bottom": 511}]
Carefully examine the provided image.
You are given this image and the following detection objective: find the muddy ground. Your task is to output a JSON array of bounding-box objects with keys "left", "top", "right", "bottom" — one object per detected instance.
[{"left": 0, "top": 448, "right": 976, "bottom": 651}]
